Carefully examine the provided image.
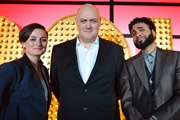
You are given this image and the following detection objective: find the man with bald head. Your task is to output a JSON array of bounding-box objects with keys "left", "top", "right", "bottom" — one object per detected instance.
[{"left": 50, "top": 4, "right": 124, "bottom": 120}]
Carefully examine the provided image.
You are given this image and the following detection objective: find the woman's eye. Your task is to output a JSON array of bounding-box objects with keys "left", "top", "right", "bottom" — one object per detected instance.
[
  {"left": 30, "top": 39, "right": 36, "bottom": 41},
  {"left": 41, "top": 38, "right": 47, "bottom": 42}
]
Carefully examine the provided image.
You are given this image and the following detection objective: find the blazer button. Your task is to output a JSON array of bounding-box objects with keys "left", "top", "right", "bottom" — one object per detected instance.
[
  {"left": 84, "top": 89, "right": 88, "bottom": 92},
  {"left": 83, "top": 107, "right": 88, "bottom": 111}
]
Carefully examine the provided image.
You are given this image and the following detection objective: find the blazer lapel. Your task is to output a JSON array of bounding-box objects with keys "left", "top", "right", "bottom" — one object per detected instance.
[
  {"left": 69, "top": 39, "right": 84, "bottom": 83},
  {"left": 87, "top": 38, "right": 109, "bottom": 83},
  {"left": 154, "top": 48, "right": 167, "bottom": 89},
  {"left": 133, "top": 52, "right": 149, "bottom": 93},
  {"left": 41, "top": 67, "right": 52, "bottom": 107}
]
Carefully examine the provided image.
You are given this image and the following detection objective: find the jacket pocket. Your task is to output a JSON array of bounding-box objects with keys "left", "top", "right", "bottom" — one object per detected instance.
[{"left": 11, "top": 89, "right": 32, "bottom": 100}]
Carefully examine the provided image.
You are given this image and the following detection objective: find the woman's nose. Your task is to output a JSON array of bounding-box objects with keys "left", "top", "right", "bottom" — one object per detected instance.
[{"left": 36, "top": 40, "right": 42, "bottom": 46}]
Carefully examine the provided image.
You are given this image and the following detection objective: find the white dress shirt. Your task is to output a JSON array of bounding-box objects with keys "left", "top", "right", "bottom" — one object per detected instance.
[{"left": 76, "top": 37, "right": 99, "bottom": 84}]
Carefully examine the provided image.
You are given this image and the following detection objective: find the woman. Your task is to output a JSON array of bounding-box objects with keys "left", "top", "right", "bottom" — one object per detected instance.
[{"left": 0, "top": 23, "right": 51, "bottom": 120}]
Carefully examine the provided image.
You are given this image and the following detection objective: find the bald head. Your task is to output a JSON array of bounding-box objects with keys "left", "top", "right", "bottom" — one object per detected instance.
[
  {"left": 75, "top": 4, "right": 101, "bottom": 45},
  {"left": 76, "top": 4, "right": 100, "bottom": 20}
]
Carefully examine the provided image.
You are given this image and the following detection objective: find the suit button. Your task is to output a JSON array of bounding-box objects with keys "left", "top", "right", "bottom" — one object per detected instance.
[
  {"left": 83, "top": 107, "right": 88, "bottom": 111},
  {"left": 84, "top": 89, "right": 88, "bottom": 92}
]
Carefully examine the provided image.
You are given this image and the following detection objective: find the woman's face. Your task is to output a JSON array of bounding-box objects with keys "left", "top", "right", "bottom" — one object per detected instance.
[{"left": 22, "top": 28, "right": 48, "bottom": 58}]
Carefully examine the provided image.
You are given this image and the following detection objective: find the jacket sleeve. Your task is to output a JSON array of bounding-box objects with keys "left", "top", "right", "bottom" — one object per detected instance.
[
  {"left": 0, "top": 63, "right": 16, "bottom": 119},
  {"left": 50, "top": 46, "right": 60, "bottom": 101},
  {"left": 152, "top": 52, "right": 180, "bottom": 120},
  {"left": 119, "top": 62, "right": 144, "bottom": 120}
]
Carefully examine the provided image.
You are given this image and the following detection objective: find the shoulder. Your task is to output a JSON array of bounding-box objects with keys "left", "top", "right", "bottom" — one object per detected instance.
[
  {"left": 100, "top": 38, "right": 122, "bottom": 47},
  {"left": 157, "top": 48, "right": 180, "bottom": 57},
  {"left": 125, "top": 52, "right": 142, "bottom": 64},
  {"left": 100, "top": 37, "right": 123, "bottom": 50},
  {"left": 0, "top": 59, "right": 22, "bottom": 75},
  {"left": 0, "top": 62, "right": 13, "bottom": 71},
  {"left": 53, "top": 38, "right": 76, "bottom": 51},
  {"left": 0, "top": 58, "right": 23, "bottom": 68},
  {"left": 1, "top": 56, "right": 33, "bottom": 73}
]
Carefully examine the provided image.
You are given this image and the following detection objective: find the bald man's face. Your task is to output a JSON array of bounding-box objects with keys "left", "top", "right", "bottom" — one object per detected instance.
[{"left": 75, "top": 5, "right": 101, "bottom": 43}]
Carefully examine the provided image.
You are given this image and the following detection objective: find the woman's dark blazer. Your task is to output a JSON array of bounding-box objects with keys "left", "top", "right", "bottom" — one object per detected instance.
[{"left": 0, "top": 53, "right": 51, "bottom": 120}]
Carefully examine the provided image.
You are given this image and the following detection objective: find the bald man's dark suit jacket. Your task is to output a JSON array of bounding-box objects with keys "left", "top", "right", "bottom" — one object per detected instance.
[
  {"left": 50, "top": 37, "right": 124, "bottom": 120},
  {"left": 120, "top": 47, "right": 180, "bottom": 120}
]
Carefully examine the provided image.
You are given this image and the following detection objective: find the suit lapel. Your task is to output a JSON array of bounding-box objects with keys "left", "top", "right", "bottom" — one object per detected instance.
[
  {"left": 133, "top": 52, "right": 149, "bottom": 92},
  {"left": 68, "top": 38, "right": 84, "bottom": 83},
  {"left": 41, "top": 67, "right": 52, "bottom": 107},
  {"left": 87, "top": 38, "right": 109, "bottom": 83},
  {"left": 154, "top": 48, "right": 167, "bottom": 89}
]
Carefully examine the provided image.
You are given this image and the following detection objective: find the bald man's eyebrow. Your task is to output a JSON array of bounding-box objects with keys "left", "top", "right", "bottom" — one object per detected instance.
[{"left": 80, "top": 19, "right": 87, "bottom": 24}]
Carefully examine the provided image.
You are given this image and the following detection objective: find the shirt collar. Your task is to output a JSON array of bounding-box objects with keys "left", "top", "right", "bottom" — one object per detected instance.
[
  {"left": 76, "top": 36, "right": 99, "bottom": 47},
  {"left": 142, "top": 46, "right": 157, "bottom": 58}
]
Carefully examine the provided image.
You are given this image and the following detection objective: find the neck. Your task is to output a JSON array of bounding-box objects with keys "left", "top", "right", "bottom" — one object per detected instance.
[
  {"left": 26, "top": 53, "right": 41, "bottom": 71},
  {"left": 79, "top": 38, "right": 96, "bottom": 49},
  {"left": 31, "top": 60, "right": 40, "bottom": 71},
  {"left": 83, "top": 42, "right": 94, "bottom": 49},
  {"left": 144, "top": 42, "right": 156, "bottom": 53}
]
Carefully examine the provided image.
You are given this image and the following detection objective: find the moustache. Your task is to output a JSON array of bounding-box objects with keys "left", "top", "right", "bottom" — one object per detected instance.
[{"left": 135, "top": 36, "right": 145, "bottom": 43}]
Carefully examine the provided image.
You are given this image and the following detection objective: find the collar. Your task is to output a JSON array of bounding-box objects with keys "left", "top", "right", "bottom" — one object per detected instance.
[
  {"left": 22, "top": 53, "right": 43, "bottom": 68},
  {"left": 76, "top": 36, "right": 99, "bottom": 47},
  {"left": 142, "top": 46, "right": 157, "bottom": 58}
]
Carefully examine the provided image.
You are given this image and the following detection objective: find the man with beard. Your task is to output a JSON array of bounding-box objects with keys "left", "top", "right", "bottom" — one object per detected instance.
[{"left": 119, "top": 17, "right": 180, "bottom": 120}]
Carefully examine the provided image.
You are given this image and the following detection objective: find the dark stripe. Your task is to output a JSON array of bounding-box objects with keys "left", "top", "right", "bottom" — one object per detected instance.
[
  {"left": 1, "top": 1, "right": 180, "bottom": 6},
  {"left": 110, "top": 0, "right": 114, "bottom": 22},
  {"left": 1, "top": 0, "right": 180, "bottom": 38},
  {"left": 173, "top": 35, "right": 180, "bottom": 39},
  {"left": 123, "top": 34, "right": 132, "bottom": 38},
  {"left": 123, "top": 34, "right": 180, "bottom": 39}
]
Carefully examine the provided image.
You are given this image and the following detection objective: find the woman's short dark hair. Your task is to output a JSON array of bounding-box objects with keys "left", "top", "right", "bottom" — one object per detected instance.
[
  {"left": 129, "top": 17, "right": 156, "bottom": 34},
  {"left": 19, "top": 23, "right": 48, "bottom": 43}
]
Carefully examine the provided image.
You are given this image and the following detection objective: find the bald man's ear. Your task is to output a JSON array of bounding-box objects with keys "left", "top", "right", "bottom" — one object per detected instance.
[
  {"left": 99, "top": 17, "right": 101, "bottom": 27},
  {"left": 75, "top": 17, "right": 78, "bottom": 25}
]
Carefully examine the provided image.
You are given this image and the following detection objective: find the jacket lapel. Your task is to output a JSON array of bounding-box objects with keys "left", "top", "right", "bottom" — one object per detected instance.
[
  {"left": 41, "top": 67, "right": 52, "bottom": 109},
  {"left": 133, "top": 52, "right": 149, "bottom": 93},
  {"left": 69, "top": 38, "right": 84, "bottom": 83},
  {"left": 87, "top": 38, "right": 109, "bottom": 84},
  {"left": 154, "top": 48, "right": 167, "bottom": 90}
]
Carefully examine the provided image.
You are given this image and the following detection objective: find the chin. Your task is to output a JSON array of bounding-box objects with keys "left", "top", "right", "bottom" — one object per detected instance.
[
  {"left": 35, "top": 52, "right": 45, "bottom": 56},
  {"left": 87, "top": 37, "right": 94, "bottom": 40}
]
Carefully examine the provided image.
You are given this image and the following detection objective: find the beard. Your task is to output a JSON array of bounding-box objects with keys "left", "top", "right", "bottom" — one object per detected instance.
[{"left": 134, "top": 32, "right": 155, "bottom": 50}]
